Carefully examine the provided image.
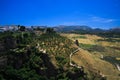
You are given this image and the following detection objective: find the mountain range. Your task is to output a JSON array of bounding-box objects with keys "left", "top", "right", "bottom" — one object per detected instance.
[{"left": 53, "top": 25, "right": 120, "bottom": 33}]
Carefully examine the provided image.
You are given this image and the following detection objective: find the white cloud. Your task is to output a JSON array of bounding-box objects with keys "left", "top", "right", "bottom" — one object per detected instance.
[{"left": 91, "top": 16, "right": 115, "bottom": 23}]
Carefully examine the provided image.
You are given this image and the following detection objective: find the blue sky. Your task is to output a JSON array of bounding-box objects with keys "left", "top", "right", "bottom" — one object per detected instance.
[{"left": 0, "top": 0, "right": 120, "bottom": 29}]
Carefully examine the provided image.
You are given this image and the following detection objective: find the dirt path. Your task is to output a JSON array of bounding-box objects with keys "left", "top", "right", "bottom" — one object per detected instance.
[
  {"left": 69, "top": 47, "right": 81, "bottom": 68},
  {"left": 69, "top": 47, "right": 106, "bottom": 78}
]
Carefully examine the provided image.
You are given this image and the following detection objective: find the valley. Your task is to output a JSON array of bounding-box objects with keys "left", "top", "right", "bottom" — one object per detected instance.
[
  {"left": 1, "top": 0, "right": 120, "bottom": 80},
  {"left": 0, "top": 26, "right": 120, "bottom": 80}
]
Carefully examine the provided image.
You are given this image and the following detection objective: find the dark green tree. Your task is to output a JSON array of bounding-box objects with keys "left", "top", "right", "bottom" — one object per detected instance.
[
  {"left": 75, "top": 40, "right": 79, "bottom": 46},
  {"left": 19, "top": 26, "right": 26, "bottom": 31}
]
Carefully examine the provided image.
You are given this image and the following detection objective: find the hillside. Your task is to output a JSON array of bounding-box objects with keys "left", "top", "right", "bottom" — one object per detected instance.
[
  {"left": 62, "top": 33, "right": 120, "bottom": 80},
  {"left": 0, "top": 28, "right": 119, "bottom": 80},
  {"left": 0, "top": 30, "right": 93, "bottom": 80}
]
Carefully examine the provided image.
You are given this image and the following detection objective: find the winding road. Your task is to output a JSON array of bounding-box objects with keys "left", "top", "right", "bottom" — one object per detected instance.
[
  {"left": 69, "top": 47, "right": 106, "bottom": 78},
  {"left": 69, "top": 47, "right": 81, "bottom": 68}
]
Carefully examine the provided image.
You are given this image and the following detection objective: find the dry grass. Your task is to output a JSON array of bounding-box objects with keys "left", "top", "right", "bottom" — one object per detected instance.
[
  {"left": 61, "top": 33, "right": 101, "bottom": 45},
  {"left": 61, "top": 33, "right": 120, "bottom": 80},
  {"left": 97, "top": 41, "right": 120, "bottom": 48},
  {"left": 61, "top": 33, "right": 120, "bottom": 47},
  {"left": 116, "top": 58, "right": 120, "bottom": 61},
  {"left": 72, "top": 49, "right": 120, "bottom": 80}
]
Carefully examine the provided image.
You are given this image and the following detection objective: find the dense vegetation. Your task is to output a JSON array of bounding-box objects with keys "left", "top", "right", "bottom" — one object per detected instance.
[{"left": 0, "top": 29, "right": 89, "bottom": 80}]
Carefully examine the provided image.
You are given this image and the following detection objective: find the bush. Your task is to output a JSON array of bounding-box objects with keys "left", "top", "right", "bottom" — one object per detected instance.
[{"left": 56, "top": 56, "right": 68, "bottom": 66}]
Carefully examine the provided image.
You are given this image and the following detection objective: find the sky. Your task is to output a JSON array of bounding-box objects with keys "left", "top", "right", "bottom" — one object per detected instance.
[{"left": 0, "top": 0, "right": 120, "bottom": 29}]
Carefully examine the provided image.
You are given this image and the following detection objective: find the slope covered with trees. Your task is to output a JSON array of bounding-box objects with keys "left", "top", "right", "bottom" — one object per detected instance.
[{"left": 0, "top": 29, "right": 93, "bottom": 80}]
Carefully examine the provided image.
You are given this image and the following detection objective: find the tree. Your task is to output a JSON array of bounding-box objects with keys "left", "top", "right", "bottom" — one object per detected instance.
[
  {"left": 19, "top": 26, "right": 26, "bottom": 31},
  {"left": 75, "top": 40, "right": 79, "bottom": 46},
  {"left": 46, "top": 28, "right": 55, "bottom": 33}
]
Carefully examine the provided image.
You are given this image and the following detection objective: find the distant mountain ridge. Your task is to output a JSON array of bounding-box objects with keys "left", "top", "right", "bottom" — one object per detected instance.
[
  {"left": 109, "top": 27, "right": 120, "bottom": 33},
  {"left": 53, "top": 25, "right": 92, "bottom": 32},
  {"left": 0, "top": 25, "right": 120, "bottom": 33},
  {"left": 53, "top": 25, "right": 120, "bottom": 33}
]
